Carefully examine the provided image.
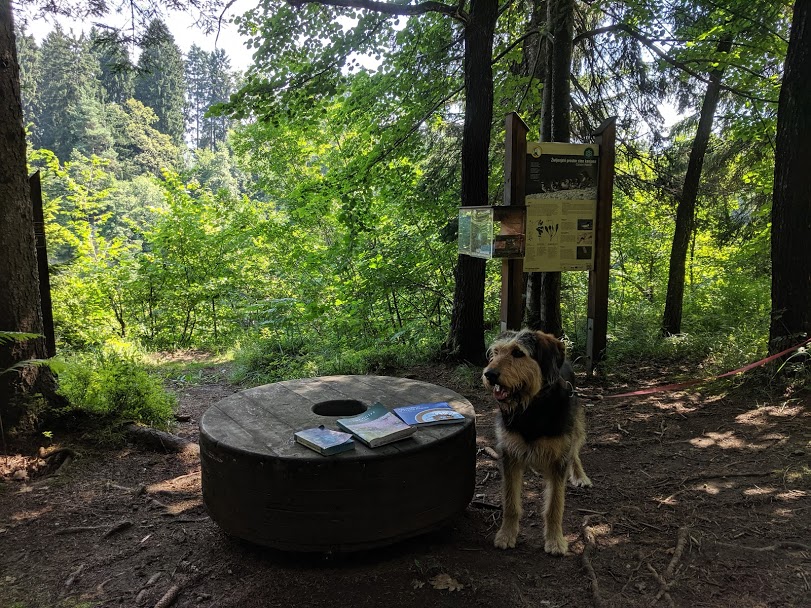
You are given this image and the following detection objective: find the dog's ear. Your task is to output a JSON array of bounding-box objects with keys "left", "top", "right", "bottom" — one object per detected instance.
[{"left": 533, "top": 331, "right": 565, "bottom": 386}]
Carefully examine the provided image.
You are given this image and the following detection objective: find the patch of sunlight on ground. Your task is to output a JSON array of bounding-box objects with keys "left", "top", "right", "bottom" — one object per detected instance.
[
  {"left": 743, "top": 486, "right": 775, "bottom": 497},
  {"left": 164, "top": 498, "right": 203, "bottom": 515},
  {"left": 11, "top": 505, "right": 52, "bottom": 523},
  {"left": 775, "top": 489, "right": 807, "bottom": 501},
  {"left": 690, "top": 431, "right": 747, "bottom": 449},
  {"left": 735, "top": 404, "right": 805, "bottom": 427},
  {"left": 649, "top": 399, "right": 699, "bottom": 415},
  {"left": 146, "top": 471, "right": 201, "bottom": 495},
  {"left": 688, "top": 431, "right": 786, "bottom": 451}
]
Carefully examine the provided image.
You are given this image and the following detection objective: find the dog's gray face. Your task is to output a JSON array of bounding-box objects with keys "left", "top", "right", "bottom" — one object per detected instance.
[{"left": 482, "top": 330, "right": 565, "bottom": 408}]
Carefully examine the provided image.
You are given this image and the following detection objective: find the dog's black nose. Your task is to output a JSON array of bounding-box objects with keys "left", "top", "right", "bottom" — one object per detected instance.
[{"left": 484, "top": 369, "right": 499, "bottom": 384}]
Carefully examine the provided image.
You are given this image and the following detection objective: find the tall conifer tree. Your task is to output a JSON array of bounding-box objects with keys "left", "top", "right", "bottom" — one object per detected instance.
[
  {"left": 134, "top": 19, "right": 187, "bottom": 146},
  {"left": 15, "top": 26, "right": 41, "bottom": 142},
  {"left": 36, "top": 26, "right": 104, "bottom": 160},
  {"left": 91, "top": 29, "right": 135, "bottom": 105},
  {"left": 185, "top": 44, "right": 210, "bottom": 149},
  {"left": 203, "top": 49, "right": 234, "bottom": 149}
]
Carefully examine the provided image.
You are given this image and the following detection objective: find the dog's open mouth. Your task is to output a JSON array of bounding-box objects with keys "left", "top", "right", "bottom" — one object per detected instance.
[{"left": 492, "top": 384, "right": 511, "bottom": 402}]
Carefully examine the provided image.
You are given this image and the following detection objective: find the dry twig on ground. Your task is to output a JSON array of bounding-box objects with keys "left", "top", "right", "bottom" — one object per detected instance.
[{"left": 581, "top": 515, "right": 604, "bottom": 608}]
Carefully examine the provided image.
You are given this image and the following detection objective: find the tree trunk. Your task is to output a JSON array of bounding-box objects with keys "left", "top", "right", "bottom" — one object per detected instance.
[
  {"left": 531, "top": 0, "right": 573, "bottom": 338},
  {"left": 522, "top": 0, "right": 549, "bottom": 332},
  {"left": 0, "top": 1, "right": 61, "bottom": 428},
  {"left": 770, "top": 1, "right": 811, "bottom": 354},
  {"left": 661, "top": 35, "right": 733, "bottom": 336},
  {"left": 446, "top": 0, "right": 498, "bottom": 364},
  {"left": 517, "top": 0, "right": 549, "bottom": 126}
]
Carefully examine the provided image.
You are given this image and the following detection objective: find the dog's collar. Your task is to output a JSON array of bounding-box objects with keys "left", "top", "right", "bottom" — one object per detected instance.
[{"left": 538, "top": 379, "right": 576, "bottom": 398}]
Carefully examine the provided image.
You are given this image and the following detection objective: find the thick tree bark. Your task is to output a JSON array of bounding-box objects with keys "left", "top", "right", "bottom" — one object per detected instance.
[
  {"left": 528, "top": 0, "right": 573, "bottom": 337},
  {"left": 447, "top": 0, "right": 497, "bottom": 364},
  {"left": 661, "top": 36, "right": 733, "bottom": 336},
  {"left": 770, "top": 1, "right": 811, "bottom": 354},
  {"left": 517, "top": 0, "right": 549, "bottom": 126},
  {"left": 0, "top": 0, "right": 60, "bottom": 426},
  {"left": 523, "top": 0, "right": 549, "bottom": 332}
]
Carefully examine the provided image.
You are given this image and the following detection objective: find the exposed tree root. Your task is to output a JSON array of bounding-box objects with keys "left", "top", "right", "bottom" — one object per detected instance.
[
  {"left": 102, "top": 519, "right": 134, "bottom": 538},
  {"left": 581, "top": 515, "right": 604, "bottom": 608},
  {"left": 650, "top": 527, "right": 689, "bottom": 606},
  {"left": 64, "top": 563, "right": 84, "bottom": 588},
  {"left": 124, "top": 423, "right": 199, "bottom": 454},
  {"left": 716, "top": 540, "right": 810, "bottom": 552}
]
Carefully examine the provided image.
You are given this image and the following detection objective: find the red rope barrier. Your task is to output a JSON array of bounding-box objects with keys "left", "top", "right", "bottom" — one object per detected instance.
[{"left": 602, "top": 336, "right": 811, "bottom": 399}]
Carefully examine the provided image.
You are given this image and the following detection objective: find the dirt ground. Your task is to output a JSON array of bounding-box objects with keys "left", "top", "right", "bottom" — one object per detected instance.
[{"left": 1, "top": 360, "right": 809, "bottom": 608}]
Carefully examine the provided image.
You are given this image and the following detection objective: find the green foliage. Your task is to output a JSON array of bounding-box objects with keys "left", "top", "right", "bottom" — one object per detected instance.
[
  {"left": 11, "top": 1, "right": 799, "bottom": 388},
  {"left": 230, "top": 330, "right": 443, "bottom": 387},
  {"left": 53, "top": 344, "right": 175, "bottom": 429}
]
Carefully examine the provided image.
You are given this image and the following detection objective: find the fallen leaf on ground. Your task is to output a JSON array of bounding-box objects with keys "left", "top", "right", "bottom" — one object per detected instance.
[{"left": 429, "top": 573, "right": 464, "bottom": 592}]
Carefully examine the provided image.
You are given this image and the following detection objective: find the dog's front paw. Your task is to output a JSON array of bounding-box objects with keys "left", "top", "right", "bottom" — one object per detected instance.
[
  {"left": 544, "top": 535, "right": 568, "bottom": 556},
  {"left": 570, "top": 473, "right": 592, "bottom": 488},
  {"left": 494, "top": 526, "right": 518, "bottom": 550}
]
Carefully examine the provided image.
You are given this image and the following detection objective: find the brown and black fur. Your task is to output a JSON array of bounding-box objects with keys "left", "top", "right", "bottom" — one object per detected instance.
[{"left": 482, "top": 329, "right": 591, "bottom": 555}]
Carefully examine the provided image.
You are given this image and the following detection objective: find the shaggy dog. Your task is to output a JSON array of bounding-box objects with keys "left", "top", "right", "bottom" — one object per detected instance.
[{"left": 482, "top": 329, "right": 591, "bottom": 555}]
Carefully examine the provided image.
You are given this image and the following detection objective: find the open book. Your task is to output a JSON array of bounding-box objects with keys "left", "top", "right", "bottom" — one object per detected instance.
[{"left": 336, "top": 402, "right": 416, "bottom": 448}]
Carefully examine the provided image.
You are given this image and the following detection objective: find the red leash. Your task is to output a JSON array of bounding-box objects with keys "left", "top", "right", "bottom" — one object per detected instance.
[{"left": 601, "top": 336, "right": 811, "bottom": 399}]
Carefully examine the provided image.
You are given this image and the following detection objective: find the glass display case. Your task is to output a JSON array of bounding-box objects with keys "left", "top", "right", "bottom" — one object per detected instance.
[{"left": 458, "top": 206, "right": 526, "bottom": 259}]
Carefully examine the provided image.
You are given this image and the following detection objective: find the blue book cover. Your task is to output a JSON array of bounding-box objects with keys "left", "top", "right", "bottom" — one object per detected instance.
[
  {"left": 393, "top": 402, "right": 465, "bottom": 426},
  {"left": 294, "top": 426, "right": 355, "bottom": 456},
  {"left": 336, "top": 402, "right": 416, "bottom": 447}
]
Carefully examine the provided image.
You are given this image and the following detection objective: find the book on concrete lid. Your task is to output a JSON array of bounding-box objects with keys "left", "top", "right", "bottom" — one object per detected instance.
[
  {"left": 336, "top": 402, "right": 417, "bottom": 448},
  {"left": 393, "top": 401, "right": 465, "bottom": 426},
  {"left": 294, "top": 426, "right": 355, "bottom": 456}
]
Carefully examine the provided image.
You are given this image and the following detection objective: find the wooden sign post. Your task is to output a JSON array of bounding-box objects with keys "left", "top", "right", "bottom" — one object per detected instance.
[
  {"left": 586, "top": 117, "right": 616, "bottom": 374},
  {"left": 30, "top": 170, "right": 56, "bottom": 358},
  {"left": 500, "top": 114, "right": 616, "bottom": 374},
  {"left": 500, "top": 113, "right": 528, "bottom": 332}
]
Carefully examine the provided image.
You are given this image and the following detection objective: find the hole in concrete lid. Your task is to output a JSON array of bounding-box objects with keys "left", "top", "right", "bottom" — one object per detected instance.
[{"left": 312, "top": 399, "right": 368, "bottom": 417}]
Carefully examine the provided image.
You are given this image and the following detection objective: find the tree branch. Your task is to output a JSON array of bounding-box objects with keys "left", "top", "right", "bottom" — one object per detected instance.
[
  {"left": 573, "top": 23, "right": 778, "bottom": 104},
  {"left": 288, "top": 0, "right": 467, "bottom": 21}
]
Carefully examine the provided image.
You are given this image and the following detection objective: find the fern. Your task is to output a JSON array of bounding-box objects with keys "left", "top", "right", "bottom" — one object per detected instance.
[{"left": 0, "top": 331, "right": 41, "bottom": 345}]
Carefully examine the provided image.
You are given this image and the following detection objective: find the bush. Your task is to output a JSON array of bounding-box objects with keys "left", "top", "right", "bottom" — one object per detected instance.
[
  {"left": 53, "top": 346, "right": 175, "bottom": 430},
  {"left": 230, "top": 330, "right": 443, "bottom": 386}
]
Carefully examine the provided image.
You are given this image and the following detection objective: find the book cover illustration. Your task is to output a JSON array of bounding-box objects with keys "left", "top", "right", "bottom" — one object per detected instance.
[
  {"left": 294, "top": 426, "right": 355, "bottom": 456},
  {"left": 393, "top": 402, "right": 466, "bottom": 426},
  {"left": 336, "top": 402, "right": 417, "bottom": 448}
]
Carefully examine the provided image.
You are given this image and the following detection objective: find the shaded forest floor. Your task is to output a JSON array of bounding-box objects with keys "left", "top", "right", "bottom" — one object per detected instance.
[{"left": 1, "top": 356, "right": 809, "bottom": 608}]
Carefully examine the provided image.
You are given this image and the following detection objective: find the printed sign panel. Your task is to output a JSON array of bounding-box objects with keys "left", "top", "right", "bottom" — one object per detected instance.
[{"left": 523, "top": 142, "right": 599, "bottom": 272}]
